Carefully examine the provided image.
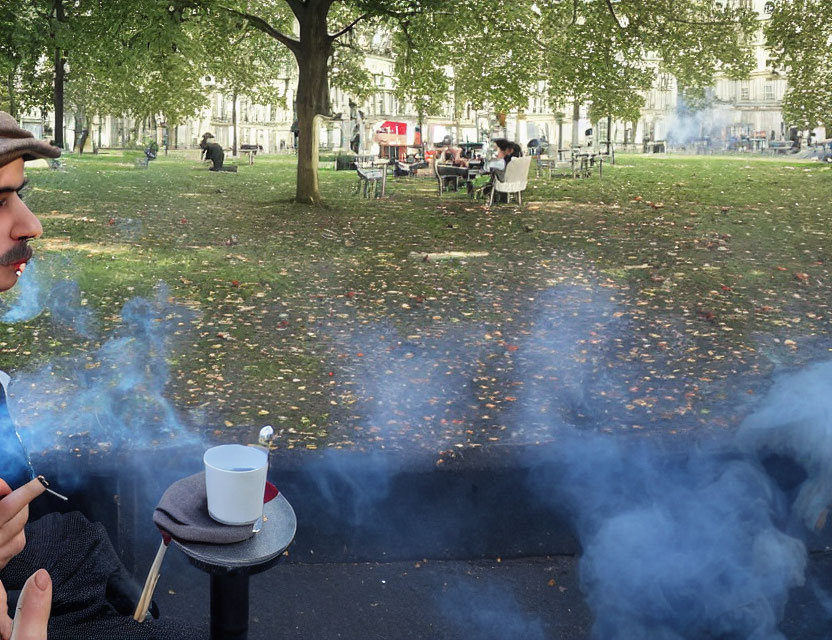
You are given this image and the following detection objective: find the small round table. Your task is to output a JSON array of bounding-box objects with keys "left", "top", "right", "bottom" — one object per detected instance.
[{"left": 173, "top": 494, "right": 296, "bottom": 640}]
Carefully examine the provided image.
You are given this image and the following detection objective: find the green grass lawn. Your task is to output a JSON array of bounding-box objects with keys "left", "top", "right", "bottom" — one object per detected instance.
[{"left": 8, "top": 151, "right": 832, "bottom": 452}]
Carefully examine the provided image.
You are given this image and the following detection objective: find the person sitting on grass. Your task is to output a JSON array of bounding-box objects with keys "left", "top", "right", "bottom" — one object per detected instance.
[
  {"left": 199, "top": 132, "right": 224, "bottom": 171},
  {"left": 0, "top": 111, "right": 202, "bottom": 639},
  {"left": 144, "top": 140, "right": 159, "bottom": 163}
]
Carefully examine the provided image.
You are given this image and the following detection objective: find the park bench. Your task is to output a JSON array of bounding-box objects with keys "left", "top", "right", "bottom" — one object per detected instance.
[
  {"left": 643, "top": 140, "right": 666, "bottom": 154},
  {"left": 768, "top": 140, "right": 797, "bottom": 154},
  {"left": 240, "top": 143, "right": 261, "bottom": 165}
]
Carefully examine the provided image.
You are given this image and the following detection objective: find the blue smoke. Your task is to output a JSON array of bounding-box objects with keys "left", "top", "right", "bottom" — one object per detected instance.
[
  {"left": 0, "top": 258, "right": 96, "bottom": 337},
  {"left": 438, "top": 577, "right": 546, "bottom": 640},
  {"left": 9, "top": 285, "right": 199, "bottom": 460},
  {"left": 529, "top": 434, "right": 806, "bottom": 639}
]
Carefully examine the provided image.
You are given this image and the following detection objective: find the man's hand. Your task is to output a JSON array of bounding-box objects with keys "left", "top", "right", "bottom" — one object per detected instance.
[
  {"left": 0, "top": 570, "right": 52, "bottom": 640},
  {"left": 0, "top": 479, "right": 45, "bottom": 570}
]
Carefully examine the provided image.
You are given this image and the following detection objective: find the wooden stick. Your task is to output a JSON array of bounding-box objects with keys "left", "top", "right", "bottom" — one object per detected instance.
[{"left": 133, "top": 540, "right": 168, "bottom": 622}]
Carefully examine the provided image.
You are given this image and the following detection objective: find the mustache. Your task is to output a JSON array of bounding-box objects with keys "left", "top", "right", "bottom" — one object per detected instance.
[{"left": 0, "top": 242, "right": 33, "bottom": 266}]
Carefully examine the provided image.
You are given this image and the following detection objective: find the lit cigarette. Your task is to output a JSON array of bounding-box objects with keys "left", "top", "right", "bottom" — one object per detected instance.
[{"left": 36, "top": 475, "right": 68, "bottom": 501}]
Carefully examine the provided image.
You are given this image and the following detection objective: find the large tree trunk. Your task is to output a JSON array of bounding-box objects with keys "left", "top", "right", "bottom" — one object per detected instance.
[
  {"left": 52, "top": 0, "right": 65, "bottom": 149},
  {"left": 292, "top": 0, "right": 333, "bottom": 205}
]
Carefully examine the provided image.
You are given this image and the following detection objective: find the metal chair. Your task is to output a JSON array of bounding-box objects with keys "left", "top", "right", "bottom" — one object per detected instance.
[{"left": 433, "top": 158, "right": 461, "bottom": 194}]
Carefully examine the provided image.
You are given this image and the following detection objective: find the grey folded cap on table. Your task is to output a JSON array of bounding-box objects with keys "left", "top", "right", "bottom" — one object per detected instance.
[
  {"left": 0, "top": 111, "right": 61, "bottom": 167},
  {"left": 153, "top": 472, "right": 257, "bottom": 545}
]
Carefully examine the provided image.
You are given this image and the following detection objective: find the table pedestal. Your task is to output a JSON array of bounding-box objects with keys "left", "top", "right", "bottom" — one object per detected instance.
[
  {"left": 210, "top": 571, "right": 250, "bottom": 640},
  {"left": 171, "top": 493, "right": 296, "bottom": 640}
]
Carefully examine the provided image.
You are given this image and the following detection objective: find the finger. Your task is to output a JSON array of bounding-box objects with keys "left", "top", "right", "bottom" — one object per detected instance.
[
  {"left": 0, "top": 507, "right": 29, "bottom": 546},
  {"left": 11, "top": 570, "right": 51, "bottom": 640},
  {"left": 0, "top": 505, "right": 29, "bottom": 559},
  {"left": 0, "top": 530, "right": 27, "bottom": 570},
  {"left": 0, "top": 480, "right": 11, "bottom": 501},
  {"left": 0, "top": 578, "right": 12, "bottom": 640},
  {"left": 0, "top": 481, "right": 44, "bottom": 526}
]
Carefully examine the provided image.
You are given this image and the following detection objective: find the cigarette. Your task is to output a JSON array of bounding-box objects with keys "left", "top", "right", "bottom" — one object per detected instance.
[{"left": 36, "top": 475, "right": 69, "bottom": 501}]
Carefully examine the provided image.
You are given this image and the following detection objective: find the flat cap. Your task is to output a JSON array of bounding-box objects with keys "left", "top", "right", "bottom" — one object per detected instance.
[{"left": 0, "top": 111, "right": 61, "bottom": 167}]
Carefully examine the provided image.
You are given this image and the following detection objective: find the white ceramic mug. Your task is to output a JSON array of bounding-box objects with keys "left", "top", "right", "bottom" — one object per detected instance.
[{"left": 204, "top": 444, "right": 268, "bottom": 525}]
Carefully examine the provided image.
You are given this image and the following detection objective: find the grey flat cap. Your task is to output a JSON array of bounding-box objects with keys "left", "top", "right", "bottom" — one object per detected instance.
[{"left": 0, "top": 111, "right": 61, "bottom": 167}]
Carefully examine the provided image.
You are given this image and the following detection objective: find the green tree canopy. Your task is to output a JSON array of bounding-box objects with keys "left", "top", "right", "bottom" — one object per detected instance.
[{"left": 765, "top": 0, "right": 832, "bottom": 131}]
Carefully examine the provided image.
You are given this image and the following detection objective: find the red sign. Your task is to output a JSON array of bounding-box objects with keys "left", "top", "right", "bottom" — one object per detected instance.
[{"left": 378, "top": 121, "right": 407, "bottom": 135}]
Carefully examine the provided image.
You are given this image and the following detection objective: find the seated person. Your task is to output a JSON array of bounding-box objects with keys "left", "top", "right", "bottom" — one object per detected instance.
[
  {"left": 434, "top": 145, "right": 468, "bottom": 168},
  {"left": 485, "top": 138, "right": 521, "bottom": 181},
  {"left": 144, "top": 140, "right": 158, "bottom": 162},
  {"left": 470, "top": 138, "right": 522, "bottom": 198},
  {"left": 199, "top": 137, "right": 225, "bottom": 171},
  {"left": 0, "top": 111, "right": 201, "bottom": 639}
]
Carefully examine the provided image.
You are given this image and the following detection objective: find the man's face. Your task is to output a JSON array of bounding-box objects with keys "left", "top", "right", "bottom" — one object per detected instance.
[{"left": 0, "top": 158, "right": 43, "bottom": 292}]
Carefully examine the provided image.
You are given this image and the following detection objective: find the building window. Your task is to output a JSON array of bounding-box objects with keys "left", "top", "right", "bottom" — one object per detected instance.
[
  {"left": 764, "top": 2, "right": 774, "bottom": 14},
  {"left": 740, "top": 85, "right": 750, "bottom": 101},
  {"left": 765, "top": 83, "right": 775, "bottom": 101}
]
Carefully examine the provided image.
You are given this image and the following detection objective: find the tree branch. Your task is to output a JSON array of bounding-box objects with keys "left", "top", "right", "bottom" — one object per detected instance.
[
  {"left": 603, "top": 0, "right": 624, "bottom": 30},
  {"left": 329, "top": 13, "right": 369, "bottom": 40},
  {"left": 217, "top": 5, "right": 300, "bottom": 53}
]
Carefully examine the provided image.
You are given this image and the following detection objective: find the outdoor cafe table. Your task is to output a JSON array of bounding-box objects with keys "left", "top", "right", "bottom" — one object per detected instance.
[
  {"left": 172, "top": 494, "right": 297, "bottom": 640},
  {"left": 437, "top": 164, "right": 486, "bottom": 186}
]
